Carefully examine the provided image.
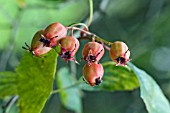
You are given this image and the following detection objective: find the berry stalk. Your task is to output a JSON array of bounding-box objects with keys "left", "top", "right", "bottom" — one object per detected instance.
[{"left": 67, "top": 26, "right": 113, "bottom": 46}]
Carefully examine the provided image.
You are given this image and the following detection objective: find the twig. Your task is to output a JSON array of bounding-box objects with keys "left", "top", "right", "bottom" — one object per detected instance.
[
  {"left": 67, "top": 27, "right": 112, "bottom": 46},
  {"left": 87, "top": 0, "right": 93, "bottom": 26}
]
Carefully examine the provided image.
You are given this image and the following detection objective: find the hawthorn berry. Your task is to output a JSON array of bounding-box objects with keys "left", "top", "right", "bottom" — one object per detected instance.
[
  {"left": 109, "top": 41, "right": 130, "bottom": 66},
  {"left": 83, "top": 62, "right": 104, "bottom": 86},
  {"left": 58, "top": 36, "right": 80, "bottom": 62},
  {"left": 40, "top": 22, "right": 68, "bottom": 47},
  {"left": 22, "top": 30, "right": 52, "bottom": 57},
  {"left": 82, "top": 41, "right": 104, "bottom": 64}
]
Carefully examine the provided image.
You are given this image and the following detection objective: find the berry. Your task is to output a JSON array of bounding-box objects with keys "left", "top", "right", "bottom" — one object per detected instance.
[
  {"left": 22, "top": 30, "right": 52, "bottom": 56},
  {"left": 82, "top": 42, "right": 104, "bottom": 64},
  {"left": 44, "top": 22, "right": 67, "bottom": 39},
  {"left": 83, "top": 62, "right": 104, "bottom": 86},
  {"left": 58, "top": 36, "right": 80, "bottom": 62},
  {"left": 109, "top": 41, "right": 130, "bottom": 66},
  {"left": 41, "top": 22, "right": 68, "bottom": 47}
]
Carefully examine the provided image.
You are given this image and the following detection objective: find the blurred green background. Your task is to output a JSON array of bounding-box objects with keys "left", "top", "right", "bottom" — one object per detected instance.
[{"left": 0, "top": 0, "right": 170, "bottom": 113}]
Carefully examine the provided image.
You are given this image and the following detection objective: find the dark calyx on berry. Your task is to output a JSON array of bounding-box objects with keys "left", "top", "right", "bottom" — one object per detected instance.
[
  {"left": 87, "top": 49, "right": 103, "bottom": 63},
  {"left": 115, "top": 57, "right": 126, "bottom": 65},
  {"left": 60, "top": 44, "right": 77, "bottom": 61},
  {"left": 60, "top": 51, "right": 71, "bottom": 59},
  {"left": 88, "top": 55, "right": 96, "bottom": 62},
  {"left": 39, "top": 38, "right": 50, "bottom": 47},
  {"left": 95, "top": 77, "right": 102, "bottom": 85}
]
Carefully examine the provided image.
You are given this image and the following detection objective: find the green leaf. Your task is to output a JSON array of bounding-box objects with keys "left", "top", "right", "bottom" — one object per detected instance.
[
  {"left": 128, "top": 63, "right": 170, "bottom": 113},
  {"left": 53, "top": 45, "right": 61, "bottom": 54},
  {"left": 80, "top": 62, "right": 139, "bottom": 91},
  {"left": 0, "top": 72, "right": 17, "bottom": 98},
  {"left": 56, "top": 67, "right": 82, "bottom": 113},
  {"left": 100, "top": 62, "right": 139, "bottom": 91},
  {"left": 16, "top": 50, "right": 57, "bottom": 113}
]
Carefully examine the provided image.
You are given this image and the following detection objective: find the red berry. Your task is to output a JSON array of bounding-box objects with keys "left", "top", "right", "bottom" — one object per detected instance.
[
  {"left": 83, "top": 62, "right": 104, "bottom": 86},
  {"left": 22, "top": 30, "right": 52, "bottom": 57},
  {"left": 82, "top": 42, "right": 104, "bottom": 64},
  {"left": 109, "top": 41, "right": 130, "bottom": 66},
  {"left": 41, "top": 22, "right": 68, "bottom": 47},
  {"left": 58, "top": 36, "right": 80, "bottom": 62},
  {"left": 33, "top": 45, "right": 52, "bottom": 57},
  {"left": 44, "top": 22, "right": 67, "bottom": 39}
]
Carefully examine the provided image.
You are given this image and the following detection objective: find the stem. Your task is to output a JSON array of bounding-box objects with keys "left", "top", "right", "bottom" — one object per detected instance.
[
  {"left": 67, "top": 26, "right": 93, "bottom": 35},
  {"left": 51, "top": 81, "right": 83, "bottom": 94},
  {"left": 87, "top": 0, "right": 93, "bottom": 26},
  {"left": 68, "top": 26, "right": 113, "bottom": 46},
  {"left": 78, "top": 36, "right": 111, "bottom": 50},
  {"left": 94, "top": 35, "right": 112, "bottom": 46},
  {"left": 68, "top": 23, "right": 89, "bottom": 31},
  {"left": 77, "top": 37, "right": 91, "bottom": 41},
  {"left": 78, "top": 35, "right": 112, "bottom": 46},
  {"left": 70, "top": 27, "right": 74, "bottom": 37}
]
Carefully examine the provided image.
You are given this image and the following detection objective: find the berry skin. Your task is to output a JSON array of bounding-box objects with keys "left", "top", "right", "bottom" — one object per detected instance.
[
  {"left": 109, "top": 41, "right": 130, "bottom": 66},
  {"left": 82, "top": 42, "right": 104, "bottom": 64},
  {"left": 42, "top": 22, "right": 68, "bottom": 47},
  {"left": 58, "top": 36, "right": 80, "bottom": 62},
  {"left": 44, "top": 22, "right": 67, "bottom": 39},
  {"left": 83, "top": 62, "right": 104, "bottom": 86},
  {"left": 22, "top": 30, "right": 52, "bottom": 57}
]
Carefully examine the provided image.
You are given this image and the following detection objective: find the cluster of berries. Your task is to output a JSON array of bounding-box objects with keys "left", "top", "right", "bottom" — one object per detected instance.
[
  {"left": 23, "top": 22, "right": 130, "bottom": 86},
  {"left": 82, "top": 40, "right": 130, "bottom": 86},
  {"left": 82, "top": 40, "right": 104, "bottom": 86}
]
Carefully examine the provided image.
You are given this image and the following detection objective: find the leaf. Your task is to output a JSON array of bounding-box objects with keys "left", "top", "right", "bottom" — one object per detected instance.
[
  {"left": 100, "top": 62, "right": 139, "bottom": 91},
  {"left": 15, "top": 50, "right": 57, "bottom": 113},
  {"left": 80, "top": 62, "right": 139, "bottom": 92},
  {"left": 56, "top": 67, "right": 82, "bottom": 113},
  {"left": 128, "top": 63, "right": 170, "bottom": 113},
  {"left": 0, "top": 72, "right": 17, "bottom": 98}
]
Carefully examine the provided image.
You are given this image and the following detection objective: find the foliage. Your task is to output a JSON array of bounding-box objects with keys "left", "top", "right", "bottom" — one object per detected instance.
[
  {"left": 56, "top": 68, "right": 82, "bottom": 113},
  {"left": 128, "top": 63, "right": 170, "bottom": 113},
  {"left": 0, "top": 50, "right": 57, "bottom": 113},
  {"left": 0, "top": 0, "right": 170, "bottom": 113},
  {"left": 0, "top": 47, "right": 169, "bottom": 113}
]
